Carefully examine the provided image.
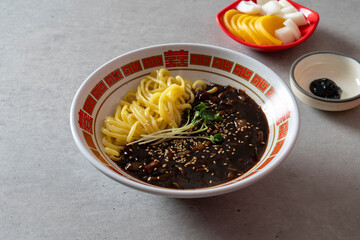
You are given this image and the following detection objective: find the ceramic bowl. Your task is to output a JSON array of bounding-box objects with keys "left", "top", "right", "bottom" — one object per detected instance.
[
  {"left": 216, "top": 0, "right": 319, "bottom": 52},
  {"left": 70, "top": 43, "right": 300, "bottom": 198},
  {"left": 290, "top": 51, "right": 360, "bottom": 111}
]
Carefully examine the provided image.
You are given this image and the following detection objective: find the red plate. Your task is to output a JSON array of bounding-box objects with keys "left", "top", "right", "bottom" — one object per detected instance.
[{"left": 216, "top": 0, "right": 320, "bottom": 52}]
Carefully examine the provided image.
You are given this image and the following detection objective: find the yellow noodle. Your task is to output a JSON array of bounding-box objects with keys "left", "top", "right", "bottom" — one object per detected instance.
[
  {"left": 104, "top": 147, "right": 121, "bottom": 157},
  {"left": 101, "top": 68, "right": 207, "bottom": 158},
  {"left": 192, "top": 80, "right": 207, "bottom": 91},
  {"left": 127, "top": 121, "right": 140, "bottom": 143},
  {"left": 207, "top": 86, "right": 218, "bottom": 94},
  {"left": 102, "top": 137, "right": 123, "bottom": 152}
]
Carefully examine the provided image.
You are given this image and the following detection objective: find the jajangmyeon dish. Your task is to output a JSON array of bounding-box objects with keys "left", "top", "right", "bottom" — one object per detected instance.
[{"left": 102, "top": 68, "right": 269, "bottom": 189}]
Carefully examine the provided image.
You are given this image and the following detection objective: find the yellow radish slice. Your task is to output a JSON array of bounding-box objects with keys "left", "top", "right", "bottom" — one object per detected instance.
[
  {"left": 241, "top": 15, "right": 261, "bottom": 44},
  {"left": 223, "top": 9, "right": 241, "bottom": 36},
  {"left": 249, "top": 17, "right": 273, "bottom": 45},
  {"left": 230, "top": 13, "right": 246, "bottom": 40},
  {"left": 255, "top": 15, "right": 285, "bottom": 45},
  {"left": 236, "top": 14, "right": 254, "bottom": 43}
]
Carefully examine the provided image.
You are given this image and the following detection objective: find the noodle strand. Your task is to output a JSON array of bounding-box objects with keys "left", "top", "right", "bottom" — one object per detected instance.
[{"left": 101, "top": 68, "right": 206, "bottom": 159}]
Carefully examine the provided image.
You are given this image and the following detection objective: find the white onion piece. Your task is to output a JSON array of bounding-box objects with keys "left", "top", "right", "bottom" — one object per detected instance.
[
  {"left": 278, "top": 0, "right": 293, "bottom": 8},
  {"left": 257, "top": 0, "right": 271, "bottom": 6},
  {"left": 275, "top": 27, "right": 296, "bottom": 44},
  {"left": 260, "top": 1, "right": 281, "bottom": 15},
  {"left": 236, "top": 1, "right": 262, "bottom": 14},
  {"left": 275, "top": 12, "right": 285, "bottom": 18},
  {"left": 280, "top": 5, "right": 298, "bottom": 14},
  {"left": 283, "top": 18, "right": 301, "bottom": 40},
  {"left": 284, "top": 12, "right": 307, "bottom": 26}
]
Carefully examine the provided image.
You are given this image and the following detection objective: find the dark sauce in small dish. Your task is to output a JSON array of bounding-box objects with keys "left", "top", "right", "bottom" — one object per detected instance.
[
  {"left": 310, "top": 78, "right": 342, "bottom": 99},
  {"left": 116, "top": 84, "right": 269, "bottom": 189}
]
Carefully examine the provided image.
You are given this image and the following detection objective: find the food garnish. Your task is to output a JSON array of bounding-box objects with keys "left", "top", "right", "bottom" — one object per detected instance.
[{"left": 129, "top": 102, "right": 224, "bottom": 145}]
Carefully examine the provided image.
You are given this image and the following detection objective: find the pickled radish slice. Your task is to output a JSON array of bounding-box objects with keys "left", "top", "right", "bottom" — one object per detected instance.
[
  {"left": 237, "top": 14, "right": 256, "bottom": 43},
  {"left": 224, "top": 10, "right": 242, "bottom": 37},
  {"left": 241, "top": 16, "right": 261, "bottom": 44},
  {"left": 279, "top": 5, "right": 298, "bottom": 15},
  {"left": 275, "top": 27, "right": 296, "bottom": 44},
  {"left": 283, "top": 12, "right": 307, "bottom": 26},
  {"left": 257, "top": 0, "right": 271, "bottom": 5},
  {"left": 236, "top": 1, "right": 262, "bottom": 14},
  {"left": 278, "top": 0, "right": 293, "bottom": 8},
  {"left": 255, "top": 15, "right": 285, "bottom": 45},
  {"left": 249, "top": 17, "right": 273, "bottom": 45},
  {"left": 283, "top": 18, "right": 301, "bottom": 39},
  {"left": 230, "top": 13, "right": 246, "bottom": 40},
  {"left": 260, "top": 1, "right": 281, "bottom": 15}
]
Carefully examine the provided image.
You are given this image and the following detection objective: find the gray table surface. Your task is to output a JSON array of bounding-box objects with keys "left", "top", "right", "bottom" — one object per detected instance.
[{"left": 1, "top": 0, "right": 359, "bottom": 239}]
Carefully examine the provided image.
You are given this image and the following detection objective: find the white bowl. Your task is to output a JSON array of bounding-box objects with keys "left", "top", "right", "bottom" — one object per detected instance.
[
  {"left": 70, "top": 43, "right": 300, "bottom": 198},
  {"left": 290, "top": 51, "right": 360, "bottom": 111}
]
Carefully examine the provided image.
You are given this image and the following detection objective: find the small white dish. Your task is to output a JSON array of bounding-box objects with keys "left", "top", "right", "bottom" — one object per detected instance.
[{"left": 290, "top": 51, "right": 360, "bottom": 111}]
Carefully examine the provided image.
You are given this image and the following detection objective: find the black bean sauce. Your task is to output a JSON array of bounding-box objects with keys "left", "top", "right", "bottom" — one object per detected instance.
[
  {"left": 117, "top": 84, "right": 269, "bottom": 189},
  {"left": 309, "top": 78, "right": 342, "bottom": 99}
]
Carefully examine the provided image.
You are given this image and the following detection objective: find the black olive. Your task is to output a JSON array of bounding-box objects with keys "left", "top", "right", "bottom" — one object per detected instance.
[{"left": 309, "top": 78, "right": 342, "bottom": 99}]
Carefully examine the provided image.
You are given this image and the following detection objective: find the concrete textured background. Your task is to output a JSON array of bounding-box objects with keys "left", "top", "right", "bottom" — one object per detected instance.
[{"left": 1, "top": 0, "right": 359, "bottom": 239}]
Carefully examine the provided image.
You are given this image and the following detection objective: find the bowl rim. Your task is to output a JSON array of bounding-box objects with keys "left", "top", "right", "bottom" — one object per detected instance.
[
  {"left": 216, "top": 0, "right": 320, "bottom": 51},
  {"left": 70, "top": 42, "right": 300, "bottom": 198},
  {"left": 290, "top": 51, "right": 360, "bottom": 103}
]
